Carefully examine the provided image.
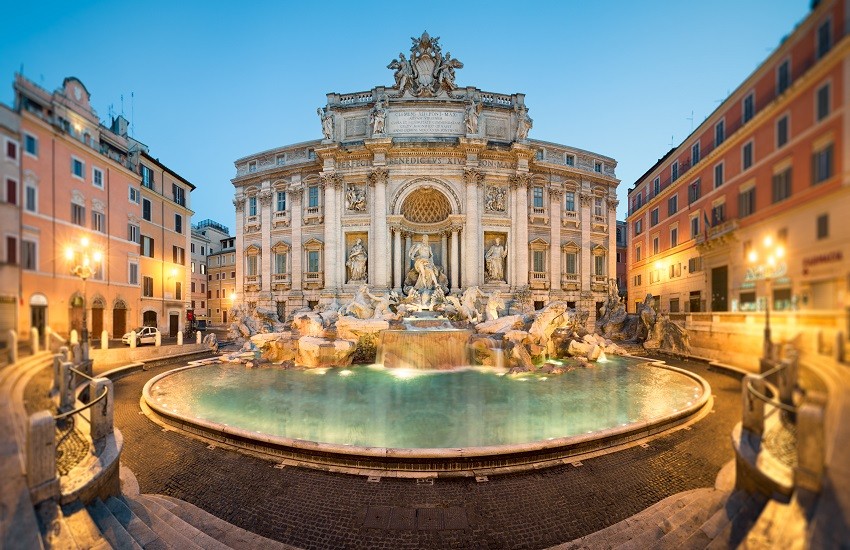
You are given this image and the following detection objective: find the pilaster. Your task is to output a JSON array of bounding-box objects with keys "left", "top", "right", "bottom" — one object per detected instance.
[
  {"left": 369, "top": 167, "right": 390, "bottom": 289},
  {"left": 549, "top": 187, "right": 563, "bottom": 293}
]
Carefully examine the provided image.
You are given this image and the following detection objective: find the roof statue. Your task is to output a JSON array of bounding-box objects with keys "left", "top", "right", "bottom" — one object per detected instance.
[{"left": 387, "top": 32, "right": 463, "bottom": 97}]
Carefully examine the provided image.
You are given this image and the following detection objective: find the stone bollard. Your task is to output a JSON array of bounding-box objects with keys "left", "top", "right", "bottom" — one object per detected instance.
[
  {"left": 778, "top": 356, "right": 798, "bottom": 409},
  {"left": 59, "top": 362, "right": 75, "bottom": 410},
  {"left": 155, "top": 331, "right": 161, "bottom": 347},
  {"left": 51, "top": 353, "right": 64, "bottom": 396},
  {"left": 741, "top": 374, "right": 765, "bottom": 435},
  {"left": 8, "top": 329, "right": 17, "bottom": 365},
  {"left": 89, "top": 377, "right": 114, "bottom": 441},
  {"left": 72, "top": 344, "right": 82, "bottom": 366},
  {"left": 196, "top": 331, "right": 202, "bottom": 344},
  {"left": 835, "top": 331, "right": 845, "bottom": 363},
  {"left": 26, "top": 411, "right": 58, "bottom": 503},
  {"left": 129, "top": 331, "right": 137, "bottom": 349},
  {"left": 177, "top": 331, "right": 183, "bottom": 346},
  {"left": 796, "top": 392, "right": 827, "bottom": 492},
  {"left": 31, "top": 327, "right": 40, "bottom": 353},
  {"left": 70, "top": 329, "right": 78, "bottom": 345},
  {"left": 101, "top": 330, "right": 109, "bottom": 350}
]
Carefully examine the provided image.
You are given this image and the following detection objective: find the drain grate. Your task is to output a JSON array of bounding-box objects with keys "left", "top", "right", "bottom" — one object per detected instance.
[
  {"left": 571, "top": 461, "right": 583, "bottom": 467},
  {"left": 416, "top": 478, "right": 434, "bottom": 485},
  {"left": 367, "top": 476, "right": 381, "bottom": 483},
  {"left": 361, "top": 506, "right": 468, "bottom": 531},
  {"left": 640, "top": 443, "right": 650, "bottom": 449},
  {"left": 273, "top": 463, "right": 286, "bottom": 469},
  {"left": 475, "top": 475, "right": 489, "bottom": 483}
]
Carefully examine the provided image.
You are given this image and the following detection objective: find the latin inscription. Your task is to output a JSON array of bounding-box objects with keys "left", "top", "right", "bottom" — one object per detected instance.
[
  {"left": 338, "top": 159, "right": 372, "bottom": 169},
  {"left": 345, "top": 117, "right": 368, "bottom": 138},
  {"left": 388, "top": 157, "right": 464, "bottom": 165},
  {"left": 387, "top": 110, "right": 464, "bottom": 135},
  {"left": 479, "top": 160, "right": 516, "bottom": 169}
]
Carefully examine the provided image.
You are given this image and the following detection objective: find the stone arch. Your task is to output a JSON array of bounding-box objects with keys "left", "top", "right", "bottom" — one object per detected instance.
[
  {"left": 392, "top": 177, "right": 461, "bottom": 217},
  {"left": 90, "top": 294, "right": 106, "bottom": 308}
]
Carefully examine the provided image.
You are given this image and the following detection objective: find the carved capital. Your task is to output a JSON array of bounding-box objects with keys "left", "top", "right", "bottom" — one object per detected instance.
[
  {"left": 548, "top": 188, "right": 563, "bottom": 200},
  {"left": 510, "top": 173, "right": 531, "bottom": 189},
  {"left": 320, "top": 172, "right": 343, "bottom": 190},
  {"left": 579, "top": 193, "right": 593, "bottom": 207},
  {"left": 368, "top": 167, "right": 389, "bottom": 187},
  {"left": 463, "top": 168, "right": 484, "bottom": 185},
  {"left": 233, "top": 198, "right": 245, "bottom": 212},
  {"left": 607, "top": 198, "right": 619, "bottom": 211},
  {"left": 258, "top": 190, "right": 273, "bottom": 206}
]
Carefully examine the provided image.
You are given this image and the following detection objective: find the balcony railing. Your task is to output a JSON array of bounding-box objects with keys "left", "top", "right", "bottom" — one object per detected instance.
[
  {"left": 696, "top": 219, "right": 738, "bottom": 245},
  {"left": 244, "top": 275, "right": 261, "bottom": 290},
  {"left": 529, "top": 271, "right": 549, "bottom": 289},
  {"left": 304, "top": 206, "right": 323, "bottom": 225},
  {"left": 271, "top": 273, "right": 291, "bottom": 289},
  {"left": 273, "top": 210, "right": 291, "bottom": 227},
  {"left": 303, "top": 271, "right": 324, "bottom": 288},
  {"left": 561, "top": 273, "right": 579, "bottom": 289}
]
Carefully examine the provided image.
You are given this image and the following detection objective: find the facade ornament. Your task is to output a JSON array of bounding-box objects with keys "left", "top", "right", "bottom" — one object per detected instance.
[
  {"left": 258, "top": 189, "right": 273, "bottom": 207},
  {"left": 92, "top": 198, "right": 105, "bottom": 213},
  {"left": 606, "top": 198, "right": 620, "bottom": 211},
  {"left": 387, "top": 32, "right": 463, "bottom": 97},
  {"left": 289, "top": 187, "right": 303, "bottom": 201},
  {"left": 317, "top": 107, "right": 334, "bottom": 140},
  {"left": 320, "top": 173, "right": 343, "bottom": 189},
  {"left": 463, "top": 168, "right": 483, "bottom": 185},
  {"left": 515, "top": 104, "right": 533, "bottom": 141},
  {"left": 484, "top": 238, "right": 508, "bottom": 282},
  {"left": 233, "top": 198, "right": 244, "bottom": 212},
  {"left": 368, "top": 167, "right": 389, "bottom": 186},
  {"left": 346, "top": 238, "right": 368, "bottom": 283},
  {"left": 510, "top": 173, "right": 531, "bottom": 189},
  {"left": 579, "top": 192, "right": 593, "bottom": 207},
  {"left": 346, "top": 184, "right": 367, "bottom": 211},
  {"left": 71, "top": 189, "right": 85, "bottom": 205},
  {"left": 465, "top": 98, "right": 482, "bottom": 135},
  {"left": 548, "top": 187, "right": 564, "bottom": 200},
  {"left": 370, "top": 97, "right": 387, "bottom": 136},
  {"left": 485, "top": 185, "right": 507, "bottom": 212}
]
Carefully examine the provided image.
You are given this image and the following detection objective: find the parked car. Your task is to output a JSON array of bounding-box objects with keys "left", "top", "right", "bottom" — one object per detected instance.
[{"left": 122, "top": 326, "right": 160, "bottom": 346}]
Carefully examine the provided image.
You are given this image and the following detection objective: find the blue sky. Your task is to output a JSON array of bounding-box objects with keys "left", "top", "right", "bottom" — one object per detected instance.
[{"left": 0, "top": 0, "right": 808, "bottom": 228}]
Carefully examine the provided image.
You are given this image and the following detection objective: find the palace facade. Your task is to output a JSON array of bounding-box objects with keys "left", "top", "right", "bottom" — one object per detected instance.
[{"left": 232, "top": 33, "right": 619, "bottom": 323}]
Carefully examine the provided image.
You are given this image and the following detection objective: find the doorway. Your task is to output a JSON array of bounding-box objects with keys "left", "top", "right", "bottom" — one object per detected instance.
[
  {"left": 92, "top": 307, "right": 103, "bottom": 337},
  {"left": 143, "top": 310, "right": 157, "bottom": 327},
  {"left": 711, "top": 266, "right": 728, "bottom": 312},
  {"left": 30, "top": 293, "right": 48, "bottom": 346},
  {"left": 112, "top": 303, "right": 126, "bottom": 337},
  {"left": 169, "top": 314, "right": 179, "bottom": 337},
  {"left": 223, "top": 310, "right": 228, "bottom": 324}
]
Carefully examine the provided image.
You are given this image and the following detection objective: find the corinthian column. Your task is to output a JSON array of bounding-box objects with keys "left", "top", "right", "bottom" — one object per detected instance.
[
  {"left": 512, "top": 173, "right": 531, "bottom": 286},
  {"left": 549, "top": 187, "right": 562, "bottom": 292},
  {"left": 450, "top": 227, "right": 460, "bottom": 290},
  {"left": 369, "top": 168, "right": 389, "bottom": 289},
  {"left": 392, "top": 227, "right": 402, "bottom": 292},
  {"left": 463, "top": 169, "right": 483, "bottom": 287},
  {"left": 321, "top": 173, "right": 342, "bottom": 290}
]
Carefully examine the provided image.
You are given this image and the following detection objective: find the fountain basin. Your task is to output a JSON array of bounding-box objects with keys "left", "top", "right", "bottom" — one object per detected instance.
[
  {"left": 377, "top": 328, "right": 472, "bottom": 369},
  {"left": 142, "top": 356, "right": 711, "bottom": 475}
]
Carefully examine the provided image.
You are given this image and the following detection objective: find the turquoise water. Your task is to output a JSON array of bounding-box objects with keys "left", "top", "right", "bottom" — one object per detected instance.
[{"left": 148, "top": 359, "right": 703, "bottom": 449}]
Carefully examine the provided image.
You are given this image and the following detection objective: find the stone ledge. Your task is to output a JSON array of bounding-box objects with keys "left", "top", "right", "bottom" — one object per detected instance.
[{"left": 59, "top": 429, "right": 123, "bottom": 505}]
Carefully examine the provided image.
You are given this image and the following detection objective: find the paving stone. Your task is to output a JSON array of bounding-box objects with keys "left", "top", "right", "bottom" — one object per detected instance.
[{"left": 388, "top": 507, "right": 417, "bottom": 530}]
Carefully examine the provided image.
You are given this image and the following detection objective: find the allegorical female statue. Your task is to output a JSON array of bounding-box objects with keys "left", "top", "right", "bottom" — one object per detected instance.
[
  {"left": 408, "top": 234, "right": 440, "bottom": 291},
  {"left": 485, "top": 238, "right": 508, "bottom": 282},
  {"left": 346, "top": 239, "right": 367, "bottom": 282}
]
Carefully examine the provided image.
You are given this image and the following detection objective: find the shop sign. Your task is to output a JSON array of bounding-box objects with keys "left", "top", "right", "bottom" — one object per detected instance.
[
  {"left": 802, "top": 251, "right": 843, "bottom": 275},
  {"left": 745, "top": 262, "right": 787, "bottom": 282}
]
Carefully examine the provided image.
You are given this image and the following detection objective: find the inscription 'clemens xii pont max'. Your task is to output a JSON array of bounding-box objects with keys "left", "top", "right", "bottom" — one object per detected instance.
[{"left": 386, "top": 110, "right": 465, "bottom": 135}]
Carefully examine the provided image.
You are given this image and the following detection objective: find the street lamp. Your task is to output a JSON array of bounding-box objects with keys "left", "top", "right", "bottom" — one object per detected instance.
[
  {"left": 66, "top": 237, "right": 103, "bottom": 356},
  {"left": 747, "top": 235, "right": 785, "bottom": 360}
]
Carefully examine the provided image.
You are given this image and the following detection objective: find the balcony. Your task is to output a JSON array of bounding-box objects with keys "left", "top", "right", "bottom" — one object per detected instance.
[
  {"left": 592, "top": 275, "right": 607, "bottom": 292},
  {"left": 696, "top": 219, "right": 738, "bottom": 250},
  {"left": 591, "top": 215, "right": 607, "bottom": 232},
  {"left": 561, "top": 273, "right": 579, "bottom": 291},
  {"left": 562, "top": 210, "right": 579, "bottom": 228},
  {"left": 245, "top": 215, "right": 261, "bottom": 233},
  {"left": 244, "top": 275, "right": 261, "bottom": 292},
  {"left": 303, "top": 271, "right": 324, "bottom": 289},
  {"left": 304, "top": 206, "right": 323, "bottom": 226},
  {"left": 529, "top": 271, "right": 549, "bottom": 290},
  {"left": 273, "top": 210, "right": 291, "bottom": 228},
  {"left": 528, "top": 206, "right": 548, "bottom": 225},
  {"left": 271, "top": 272, "right": 291, "bottom": 290}
]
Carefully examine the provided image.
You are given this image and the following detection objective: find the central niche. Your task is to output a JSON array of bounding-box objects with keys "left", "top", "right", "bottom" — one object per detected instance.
[{"left": 401, "top": 187, "right": 451, "bottom": 223}]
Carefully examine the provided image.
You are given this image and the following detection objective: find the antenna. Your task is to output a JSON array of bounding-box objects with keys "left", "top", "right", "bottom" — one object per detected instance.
[
  {"left": 687, "top": 111, "right": 694, "bottom": 132},
  {"left": 130, "top": 91, "right": 135, "bottom": 138},
  {"left": 669, "top": 135, "right": 675, "bottom": 149},
  {"left": 120, "top": 94, "right": 124, "bottom": 115}
]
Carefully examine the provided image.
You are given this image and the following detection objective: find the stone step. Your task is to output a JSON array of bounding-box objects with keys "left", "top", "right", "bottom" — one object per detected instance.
[
  {"left": 653, "top": 489, "right": 729, "bottom": 548},
  {"left": 36, "top": 499, "right": 82, "bottom": 550},
  {"left": 125, "top": 497, "right": 205, "bottom": 550},
  {"left": 740, "top": 496, "right": 807, "bottom": 550},
  {"left": 61, "top": 501, "right": 111, "bottom": 550},
  {"left": 105, "top": 496, "right": 162, "bottom": 548},
  {"left": 87, "top": 498, "right": 142, "bottom": 550},
  {"left": 146, "top": 494, "right": 296, "bottom": 550},
  {"left": 682, "top": 489, "right": 750, "bottom": 548},
  {"left": 703, "top": 493, "right": 767, "bottom": 550},
  {"left": 134, "top": 495, "right": 231, "bottom": 550}
]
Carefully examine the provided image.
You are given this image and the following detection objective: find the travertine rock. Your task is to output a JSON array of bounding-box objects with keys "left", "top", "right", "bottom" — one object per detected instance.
[
  {"left": 476, "top": 315, "right": 527, "bottom": 334},
  {"left": 295, "top": 336, "right": 356, "bottom": 368}
]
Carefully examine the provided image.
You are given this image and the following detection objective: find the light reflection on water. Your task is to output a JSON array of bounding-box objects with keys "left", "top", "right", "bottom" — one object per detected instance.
[{"left": 149, "top": 358, "right": 702, "bottom": 449}]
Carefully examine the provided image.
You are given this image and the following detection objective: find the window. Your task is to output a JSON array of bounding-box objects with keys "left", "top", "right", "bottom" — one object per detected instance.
[
  {"left": 175, "top": 214, "right": 183, "bottom": 234},
  {"left": 715, "top": 120, "right": 725, "bottom": 147},
  {"left": 21, "top": 240, "right": 36, "bottom": 270},
  {"left": 6, "top": 139, "right": 18, "bottom": 161},
  {"left": 71, "top": 203, "right": 85, "bottom": 226},
  {"left": 650, "top": 208, "right": 659, "bottom": 227},
  {"left": 688, "top": 257, "right": 702, "bottom": 272},
  {"left": 691, "top": 142, "right": 700, "bottom": 165},
  {"left": 652, "top": 236, "right": 659, "bottom": 255},
  {"left": 276, "top": 191, "right": 286, "bottom": 211},
  {"left": 216, "top": 289, "right": 220, "bottom": 298},
  {"left": 669, "top": 298, "right": 680, "bottom": 313},
  {"left": 817, "top": 18, "right": 832, "bottom": 59},
  {"left": 738, "top": 187, "right": 756, "bottom": 217},
  {"left": 742, "top": 141, "right": 753, "bottom": 171},
  {"left": 247, "top": 255, "right": 258, "bottom": 276},
  {"left": 5, "top": 236, "right": 15, "bottom": 264},
  {"left": 689, "top": 179, "right": 701, "bottom": 203},
  {"left": 690, "top": 216, "right": 699, "bottom": 239},
  {"left": 129, "top": 262, "right": 139, "bottom": 285},
  {"left": 772, "top": 168, "right": 792, "bottom": 203},
  {"left": 594, "top": 197, "right": 603, "bottom": 217},
  {"left": 817, "top": 83, "right": 830, "bottom": 121},
  {"left": 670, "top": 227, "right": 678, "bottom": 248},
  {"left": 25, "top": 185, "right": 36, "bottom": 212},
  {"left": 593, "top": 254, "right": 605, "bottom": 276},
  {"left": 714, "top": 163, "right": 724, "bottom": 188},
  {"left": 142, "top": 276, "right": 154, "bottom": 297},
  {"left": 565, "top": 192, "right": 575, "bottom": 212},
  {"left": 817, "top": 214, "right": 829, "bottom": 239},
  {"left": 92, "top": 211, "right": 105, "bottom": 233},
  {"left": 274, "top": 252, "right": 287, "bottom": 274},
  {"left": 532, "top": 186, "right": 544, "bottom": 208},
  {"left": 777, "top": 115, "right": 789, "bottom": 148},
  {"left": 777, "top": 227, "right": 788, "bottom": 244},
  {"left": 248, "top": 161, "right": 257, "bottom": 173},
  {"left": 777, "top": 59, "right": 791, "bottom": 95},
  {"left": 172, "top": 246, "right": 185, "bottom": 265},
  {"left": 200, "top": 246, "right": 205, "bottom": 256},
  {"left": 231, "top": 271, "right": 236, "bottom": 278},
  {"left": 172, "top": 183, "right": 185, "bottom": 206},
  {"left": 634, "top": 274, "right": 642, "bottom": 286},
  {"left": 671, "top": 161, "right": 679, "bottom": 182},
  {"left": 141, "top": 236, "right": 154, "bottom": 258},
  {"left": 248, "top": 196, "right": 257, "bottom": 216},
  {"left": 594, "top": 161, "right": 603, "bottom": 173},
  {"left": 176, "top": 282, "right": 182, "bottom": 300},
  {"left": 812, "top": 143, "right": 834, "bottom": 184},
  {"left": 92, "top": 167, "right": 103, "bottom": 188},
  {"left": 129, "top": 186, "right": 140, "bottom": 203},
  {"left": 5, "top": 178, "right": 16, "bottom": 205},
  {"left": 200, "top": 264, "right": 206, "bottom": 275},
  {"left": 201, "top": 300, "right": 205, "bottom": 309},
  {"left": 308, "top": 186, "right": 319, "bottom": 208},
  {"left": 565, "top": 155, "right": 575, "bottom": 166},
  {"left": 128, "top": 224, "right": 140, "bottom": 243},
  {"left": 566, "top": 252, "right": 577, "bottom": 274},
  {"left": 24, "top": 134, "right": 38, "bottom": 157},
  {"left": 307, "top": 250, "right": 320, "bottom": 273},
  {"left": 742, "top": 92, "right": 755, "bottom": 124},
  {"left": 71, "top": 157, "right": 84, "bottom": 179},
  {"left": 653, "top": 177, "right": 660, "bottom": 196},
  {"left": 635, "top": 245, "right": 642, "bottom": 262},
  {"left": 532, "top": 250, "right": 545, "bottom": 273},
  {"left": 191, "top": 262, "right": 195, "bottom": 274},
  {"left": 668, "top": 194, "right": 678, "bottom": 215},
  {"left": 711, "top": 203, "right": 726, "bottom": 225},
  {"left": 634, "top": 219, "right": 643, "bottom": 235},
  {"left": 142, "top": 198, "right": 151, "bottom": 221},
  {"left": 141, "top": 165, "right": 154, "bottom": 189}
]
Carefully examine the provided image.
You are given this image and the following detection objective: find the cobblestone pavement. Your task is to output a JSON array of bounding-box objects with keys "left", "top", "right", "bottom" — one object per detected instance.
[{"left": 114, "top": 356, "right": 742, "bottom": 550}]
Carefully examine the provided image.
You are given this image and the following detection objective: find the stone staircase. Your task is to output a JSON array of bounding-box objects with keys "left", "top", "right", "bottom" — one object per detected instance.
[{"left": 36, "top": 492, "right": 296, "bottom": 549}]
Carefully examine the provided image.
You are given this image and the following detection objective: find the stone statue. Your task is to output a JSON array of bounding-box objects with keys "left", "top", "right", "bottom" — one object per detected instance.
[
  {"left": 388, "top": 53, "right": 414, "bottom": 92},
  {"left": 346, "top": 239, "right": 367, "bottom": 283},
  {"left": 485, "top": 186, "right": 506, "bottom": 212},
  {"left": 465, "top": 99, "right": 482, "bottom": 135},
  {"left": 317, "top": 107, "right": 333, "bottom": 140},
  {"left": 485, "top": 238, "right": 508, "bottom": 282},
  {"left": 344, "top": 285, "right": 375, "bottom": 319},
  {"left": 436, "top": 52, "right": 463, "bottom": 93},
  {"left": 515, "top": 104, "right": 533, "bottom": 140},
  {"left": 346, "top": 185, "right": 366, "bottom": 211},
  {"left": 408, "top": 234, "right": 440, "bottom": 292},
  {"left": 370, "top": 99, "right": 387, "bottom": 135},
  {"left": 485, "top": 292, "right": 505, "bottom": 321},
  {"left": 387, "top": 32, "right": 463, "bottom": 97}
]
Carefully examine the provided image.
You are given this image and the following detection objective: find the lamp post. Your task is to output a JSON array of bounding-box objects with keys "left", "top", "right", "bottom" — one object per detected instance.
[
  {"left": 65, "top": 237, "right": 103, "bottom": 358},
  {"left": 747, "top": 236, "right": 785, "bottom": 361}
]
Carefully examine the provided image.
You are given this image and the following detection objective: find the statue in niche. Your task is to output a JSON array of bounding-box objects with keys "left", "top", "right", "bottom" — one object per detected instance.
[
  {"left": 515, "top": 104, "right": 533, "bottom": 140},
  {"left": 485, "top": 238, "right": 508, "bottom": 282},
  {"left": 370, "top": 98, "right": 387, "bottom": 135},
  {"left": 465, "top": 99, "right": 482, "bottom": 135},
  {"left": 317, "top": 107, "right": 333, "bottom": 140},
  {"left": 346, "top": 185, "right": 366, "bottom": 211},
  {"left": 485, "top": 186, "right": 507, "bottom": 212},
  {"left": 346, "top": 239, "right": 368, "bottom": 282},
  {"left": 408, "top": 234, "right": 441, "bottom": 292}
]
